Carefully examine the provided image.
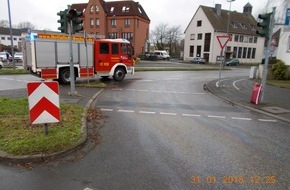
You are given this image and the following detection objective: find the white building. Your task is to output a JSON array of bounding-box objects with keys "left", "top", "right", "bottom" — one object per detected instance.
[
  {"left": 0, "top": 27, "right": 23, "bottom": 50},
  {"left": 184, "top": 3, "right": 265, "bottom": 64}
]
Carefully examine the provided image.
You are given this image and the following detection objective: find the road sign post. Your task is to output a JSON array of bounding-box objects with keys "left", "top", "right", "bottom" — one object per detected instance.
[
  {"left": 216, "top": 35, "right": 231, "bottom": 87},
  {"left": 27, "top": 81, "right": 60, "bottom": 136}
]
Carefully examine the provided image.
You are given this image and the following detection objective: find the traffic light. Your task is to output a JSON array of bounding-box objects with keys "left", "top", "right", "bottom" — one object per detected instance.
[
  {"left": 57, "top": 9, "right": 68, "bottom": 34},
  {"left": 67, "top": 9, "right": 83, "bottom": 34},
  {"left": 256, "top": 13, "right": 272, "bottom": 39}
]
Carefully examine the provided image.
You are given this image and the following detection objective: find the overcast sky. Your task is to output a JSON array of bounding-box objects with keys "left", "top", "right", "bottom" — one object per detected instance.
[{"left": 0, "top": 0, "right": 285, "bottom": 32}]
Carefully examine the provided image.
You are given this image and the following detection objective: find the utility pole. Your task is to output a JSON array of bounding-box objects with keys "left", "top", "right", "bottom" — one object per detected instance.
[{"left": 260, "top": 7, "right": 276, "bottom": 103}]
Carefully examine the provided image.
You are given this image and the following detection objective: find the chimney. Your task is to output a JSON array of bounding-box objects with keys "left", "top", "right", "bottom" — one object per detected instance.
[
  {"left": 215, "top": 4, "right": 222, "bottom": 16},
  {"left": 243, "top": 3, "right": 252, "bottom": 16}
]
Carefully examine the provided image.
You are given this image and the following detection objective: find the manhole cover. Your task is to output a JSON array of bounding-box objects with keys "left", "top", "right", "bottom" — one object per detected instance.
[{"left": 261, "top": 106, "right": 290, "bottom": 114}]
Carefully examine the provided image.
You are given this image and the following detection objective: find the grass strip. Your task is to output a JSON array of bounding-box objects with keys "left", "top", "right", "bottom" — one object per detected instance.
[{"left": 0, "top": 97, "right": 84, "bottom": 156}]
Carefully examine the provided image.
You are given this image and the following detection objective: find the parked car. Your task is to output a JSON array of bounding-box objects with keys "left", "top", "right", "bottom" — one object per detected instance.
[
  {"left": 14, "top": 52, "right": 23, "bottom": 62},
  {"left": 153, "top": 50, "right": 170, "bottom": 60},
  {"left": 225, "top": 58, "right": 239, "bottom": 66},
  {"left": 191, "top": 57, "right": 206, "bottom": 64},
  {"left": 0, "top": 51, "right": 11, "bottom": 62}
]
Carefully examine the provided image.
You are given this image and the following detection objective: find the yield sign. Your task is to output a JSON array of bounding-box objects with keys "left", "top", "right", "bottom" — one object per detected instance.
[
  {"left": 27, "top": 81, "right": 60, "bottom": 124},
  {"left": 217, "top": 35, "right": 231, "bottom": 49}
]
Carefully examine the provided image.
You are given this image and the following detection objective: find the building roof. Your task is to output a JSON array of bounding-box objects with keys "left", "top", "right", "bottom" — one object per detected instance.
[
  {"left": 0, "top": 27, "right": 23, "bottom": 36},
  {"left": 201, "top": 5, "right": 259, "bottom": 36},
  {"left": 71, "top": 0, "right": 150, "bottom": 21}
]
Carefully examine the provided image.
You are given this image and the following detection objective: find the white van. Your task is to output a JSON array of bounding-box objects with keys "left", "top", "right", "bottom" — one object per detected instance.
[{"left": 153, "top": 50, "right": 170, "bottom": 60}]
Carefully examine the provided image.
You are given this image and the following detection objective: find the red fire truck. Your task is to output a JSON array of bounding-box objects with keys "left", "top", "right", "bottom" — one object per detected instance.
[{"left": 22, "top": 31, "right": 135, "bottom": 83}]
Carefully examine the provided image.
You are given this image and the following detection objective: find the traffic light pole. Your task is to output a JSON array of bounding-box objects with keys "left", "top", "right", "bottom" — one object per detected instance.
[
  {"left": 260, "top": 7, "right": 276, "bottom": 103},
  {"left": 67, "top": 5, "right": 76, "bottom": 95}
]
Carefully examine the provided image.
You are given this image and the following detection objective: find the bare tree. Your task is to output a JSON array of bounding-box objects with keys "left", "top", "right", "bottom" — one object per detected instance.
[
  {"left": 16, "top": 21, "right": 36, "bottom": 30},
  {"left": 151, "top": 22, "right": 169, "bottom": 50},
  {"left": 166, "top": 25, "right": 183, "bottom": 55},
  {"left": 0, "top": 20, "right": 10, "bottom": 28}
]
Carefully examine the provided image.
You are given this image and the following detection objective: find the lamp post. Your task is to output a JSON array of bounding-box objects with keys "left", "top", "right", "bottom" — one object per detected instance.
[{"left": 7, "top": 0, "right": 15, "bottom": 68}]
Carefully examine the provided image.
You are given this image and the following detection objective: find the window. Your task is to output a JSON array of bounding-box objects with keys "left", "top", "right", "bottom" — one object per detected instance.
[
  {"left": 122, "top": 6, "right": 130, "bottom": 12},
  {"left": 96, "top": 19, "right": 100, "bottom": 26},
  {"left": 90, "top": 18, "right": 94, "bottom": 26},
  {"left": 124, "top": 19, "right": 130, "bottom": 26},
  {"left": 247, "top": 48, "right": 252, "bottom": 58},
  {"left": 112, "top": 43, "right": 119, "bottom": 54},
  {"left": 197, "top": 33, "right": 202, "bottom": 40},
  {"left": 243, "top": 47, "right": 247, "bottom": 58},
  {"left": 234, "top": 35, "right": 239, "bottom": 42},
  {"left": 240, "top": 23, "right": 247, "bottom": 29},
  {"left": 111, "top": 19, "right": 116, "bottom": 26},
  {"left": 100, "top": 43, "right": 109, "bottom": 54},
  {"left": 231, "top": 22, "right": 237, "bottom": 28},
  {"left": 110, "top": 7, "right": 114, "bottom": 13},
  {"left": 204, "top": 33, "right": 211, "bottom": 52},
  {"left": 122, "top": 32, "right": 133, "bottom": 40},
  {"left": 252, "top": 48, "right": 256, "bottom": 59},
  {"left": 249, "top": 36, "right": 253, "bottom": 43},
  {"left": 239, "top": 35, "right": 244, "bottom": 42},
  {"left": 226, "top": 46, "right": 231, "bottom": 52},
  {"left": 190, "top": 46, "right": 194, "bottom": 57},
  {"left": 90, "top": 5, "right": 94, "bottom": 13},
  {"left": 190, "top": 34, "right": 195, "bottom": 40},
  {"left": 197, "top": 20, "right": 202, "bottom": 27},
  {"left": 1, "top": 37, "right": 5, "bottom": 40},
  {"left": 233, "top": 47, "right": 237, "bottom": 58},
  {"left": 138, "top": 7, "right": 142, "bottom": 14},
  {"left": 254, "top": 37, "right": 258, "bottom": 43},
  {"left": 196, "top": 46, "right": 201, "bottom": 57},
  {"left": 109, "top": 32, "right": 118, "bottom": 39},
  {"left": 95, "top": 5, "right": 99, "bottom": 12},
  {"left": 238, "top": 47, "right": 242, "bottom": 58}
]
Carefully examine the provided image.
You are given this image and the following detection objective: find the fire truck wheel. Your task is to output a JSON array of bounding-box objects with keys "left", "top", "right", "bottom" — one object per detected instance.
[
  {"left": 59, "top": 68, "right": 71, "bottom": 84},
  {"left": 113, "top": 67, "right": 126, "bottom": 81}
]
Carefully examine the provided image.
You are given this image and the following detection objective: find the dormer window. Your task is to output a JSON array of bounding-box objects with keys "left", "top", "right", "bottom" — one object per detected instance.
[
  {"left": 122, "top": 6, "right": 130, "bottom": 13},
  {"left": 95, "top": 5, "right": 99, "bottom": 12},
  {"left": 231, "top": 22, "right": 237, "bottom": 28},
  {"left": 138, "top": 7, "right": 142, "bottom": 14},
  {"left": 110, "top": 7, "right": 114, "bottom": 13},
  {"left": 240, "top": 23, "right": 247, "bottom": 29}
]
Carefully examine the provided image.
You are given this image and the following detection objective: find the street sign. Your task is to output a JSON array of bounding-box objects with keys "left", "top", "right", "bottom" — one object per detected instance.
[
  {"left": 27, "top": 81, "right": 60, "bottom": 124},
  {"left": 216, "top": 35, "right": 231, "bottom": 49}
]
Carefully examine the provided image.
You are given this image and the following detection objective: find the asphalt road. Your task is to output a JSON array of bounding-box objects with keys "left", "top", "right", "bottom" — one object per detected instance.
[{"left": 0, "top": 69, "right": 289, "bottom": 190}]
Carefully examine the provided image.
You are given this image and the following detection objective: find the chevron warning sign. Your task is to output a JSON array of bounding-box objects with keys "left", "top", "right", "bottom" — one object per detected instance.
[{"left": 27, "top": 81, "right": 60, "bottom": 124}]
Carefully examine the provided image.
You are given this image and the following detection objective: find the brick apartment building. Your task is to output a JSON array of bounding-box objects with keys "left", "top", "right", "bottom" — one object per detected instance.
[{"left": 71, "top": 0, "right": 150, "bottom": 56}]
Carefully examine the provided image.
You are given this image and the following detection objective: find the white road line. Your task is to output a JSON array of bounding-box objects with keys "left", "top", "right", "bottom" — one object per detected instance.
[
  {"left": 163, "top": 78, "right": 180, "bottom": 80},
  {"left": 112, "top": 88, "right": 123, "bottom": 91},
  {"left": 182, "top": 114, "right": 201, "bottom": 117},
  {"left": 160, "top": 112, "right": 177, "bottom": 116},
  {"left": 258, "top": 119, "right": 277, "bottom": 122},
  {"left": 207, "top": 115, "right": 226, "bottom": 119},
  {"left": 233, "top": 79, "right": 247, "bottom": 90},
  {"left": 101, "top": 108, "right": 114, "bottom": 112},
  {"left": 118, "top": 110, "right": 135, "bottom": 113},
  {"left": 139, "top": 111, "right": 156, "bottom": 114},
  {"left": 231, "top": 117, "right": 252, "bottom": 121},
  {"left": 136, "top": 80, "right": 154, "bottom": 82},
  {"left": 137, "top": 89, "right": 149, "bottom": 92}
]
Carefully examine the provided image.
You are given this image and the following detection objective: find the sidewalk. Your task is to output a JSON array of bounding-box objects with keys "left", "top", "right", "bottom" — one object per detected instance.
[{"left": 206, "top": 76, "right": 290, "bottom": 123}]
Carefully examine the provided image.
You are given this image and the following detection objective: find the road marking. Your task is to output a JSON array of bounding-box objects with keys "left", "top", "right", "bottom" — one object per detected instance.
[
  {"left": 101, "top": 108, "right": 114, "bottom": 112},
  {"left": 231, "top": 117, "right": 252, "bottom": 121},
  {"left": 182, "top": 114, "right": 201, "bottom": 117},
  {"left": 112, "top": 88, "right": 123, "bottom": 91},
  {"left": 137, "top": 89, "right": 149, "bottom": 92},
  {"left": 207, "top": 115, "right": 226, "bottom": 119},
  {"left": 233, "top": 79, "right": 247, "bottom": 90},
  {"left": 118, "top": 109, "right": 135, "bottom": 113},
  {"left": 258, "top": 119, "right": 277, "bottom": 122},
  {"left": 136, "top": 80, "right": 154, "bottom": 82},
  {"left": 139, "top": 111, "right": 156, "bottom": 114},
  {"left": 99, "top": 108, "right": 277, "bottom": 123},
  {"left": 160, "top": 112, "right": 177, "bottom": 116}
]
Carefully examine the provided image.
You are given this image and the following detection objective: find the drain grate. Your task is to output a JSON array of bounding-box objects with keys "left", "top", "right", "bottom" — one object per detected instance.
[{"left": 261, "top": 106, "right": 290, "bottom": 114}]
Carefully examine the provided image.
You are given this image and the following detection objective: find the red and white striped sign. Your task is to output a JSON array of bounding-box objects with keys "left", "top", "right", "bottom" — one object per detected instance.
[{"left": 27, "top": 81, "right": 60, "bottom": 124}]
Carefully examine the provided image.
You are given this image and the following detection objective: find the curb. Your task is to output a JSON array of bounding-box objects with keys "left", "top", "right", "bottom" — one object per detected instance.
[
  {"left": 0, "top": 88, "right": 105, "bottom": 164},
  {"left": 205, "top": 83, "right": 290, "bottom": 124}
]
